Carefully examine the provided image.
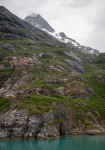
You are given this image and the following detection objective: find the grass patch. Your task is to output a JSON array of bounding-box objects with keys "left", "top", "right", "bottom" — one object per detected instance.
[
  {"left": 0, "top": 98, "right": 11, "bottom": 112},
  {"left": 18, "top": 94, "right": 66, "bottom": 115}
]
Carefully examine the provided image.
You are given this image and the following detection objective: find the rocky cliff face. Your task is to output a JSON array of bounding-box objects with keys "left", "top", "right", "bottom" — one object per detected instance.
[
  {"left": 0, "top": 6, "right": 105, "bottom": 140},
  {"left": 0, "top": 106, "right": 105, "bottom": 139}
]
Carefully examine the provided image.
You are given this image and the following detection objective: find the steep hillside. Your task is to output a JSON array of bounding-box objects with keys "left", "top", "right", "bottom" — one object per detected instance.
[
  {"left": 96, "top": 53, "right": 105, "bottom": 69},
  {"left": 0, "top": 6, "right": 105, "bottom": 140},
  {"left": 0, "top": 6, "right": 65, "bottom": 47}
]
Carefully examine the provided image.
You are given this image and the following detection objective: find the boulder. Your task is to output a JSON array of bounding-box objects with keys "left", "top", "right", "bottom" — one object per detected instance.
[
  {"left": 85, "top": 129, "right": 105, "bottom": 135},
  {"left": 64, "top": 60, "right": 85, "bottom": 73},
  {"left": 37, "top": 126, "right": 60, "bottom": 139},
  {"left": 63, "top": 51, "right": 82, "bottom": 62},
  {"left": 38, "top": 53, "right": 55, "bottom": 58},
  {"left": 3, "top": 56, "right": 40, "bottom": 70},
  {"left": 0, "top": 43, "right": 16, "bottom": 52}
]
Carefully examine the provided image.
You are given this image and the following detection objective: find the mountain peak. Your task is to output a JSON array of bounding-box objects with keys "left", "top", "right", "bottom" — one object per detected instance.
[
  {"left": 29, "top": 13, "right": 40, "bottom": 18},
  {"left": 0, "top": 5, "right": 6, "bottom": 10},
  {"left": 0, "top": 5, "right": 10, "bottom": 14},
  {"left": 25, "top": 11, "right": 100, "bottom": 55},
  {"left": 25, "top": 14, "right": 55, "bottom": 33}
]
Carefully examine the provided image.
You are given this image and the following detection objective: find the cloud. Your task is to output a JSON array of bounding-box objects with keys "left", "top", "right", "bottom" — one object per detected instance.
[
  {"left": 86, "top": 7, "right": 105, "bottom": 52},
  {"left": 0, "top": 0, "right": 105, "bottom": 52},
  {"left": 66, "top": 0, "right": 93, "bottom": 8}
]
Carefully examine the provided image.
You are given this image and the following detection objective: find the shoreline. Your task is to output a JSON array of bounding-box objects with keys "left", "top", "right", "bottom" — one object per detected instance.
[{"left": 0, "top": 133, "right": 105, "bottom": 141}]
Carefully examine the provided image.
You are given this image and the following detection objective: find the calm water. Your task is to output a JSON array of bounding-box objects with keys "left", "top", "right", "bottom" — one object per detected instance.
[{"left": 0, "top": 136, "right": 105, "bottom": 150}]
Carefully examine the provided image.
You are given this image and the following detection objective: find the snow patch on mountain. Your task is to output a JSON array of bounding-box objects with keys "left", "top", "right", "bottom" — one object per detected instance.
[{"left": 25, "top": 13, "right": 100, "bottom": 55}]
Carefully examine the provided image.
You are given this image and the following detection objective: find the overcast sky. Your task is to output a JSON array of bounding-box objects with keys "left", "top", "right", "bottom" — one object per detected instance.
[{"left": 0, "top": 0, "right": 105, "bottom": 52}]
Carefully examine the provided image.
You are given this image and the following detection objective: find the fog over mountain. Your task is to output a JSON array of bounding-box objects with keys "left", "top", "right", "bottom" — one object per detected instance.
[{"left": 0, "top": 0, "right": 105, "bottom": 52}]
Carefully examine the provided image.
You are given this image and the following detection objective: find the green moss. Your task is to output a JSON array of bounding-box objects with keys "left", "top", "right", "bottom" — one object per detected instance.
[
  {"left": 85, "top": 65, "right": 105, "bottom": 97},
  {"left": 87, "top": 97, "right": 105, "bottom": 118},
  {"left": 17, "top": 94, "right": 73, "bottom": 116},
  {"left": 96, "top": 53, "right": 105, "bottom": 69},
  {"left": 47, "top": 119, "right": 64, "bottom": 127},
  {"left": 0, "top": 98, "right": 11, "bottom": 112},
  {"left": 18, "top": 94, "right": 65, "bottom": 115},
  {"left": 0, "top": 38, "right": 105, "bottom": 126}
]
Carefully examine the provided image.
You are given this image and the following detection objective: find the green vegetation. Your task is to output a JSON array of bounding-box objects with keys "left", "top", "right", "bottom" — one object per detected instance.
[
  {"left": 0, "top": 98, "right": 11, "bottom": 112},
  {"left": 18, "top": 94, "right": 68, "bottom": 115},
  {"left": 0, "top": 38, "right": 105, "bottom": 126},
  {"left": 96, "top": 53, "right": 105, "bottom": 69}
]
